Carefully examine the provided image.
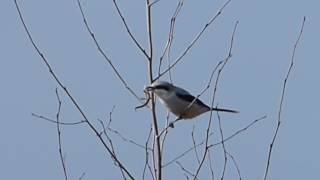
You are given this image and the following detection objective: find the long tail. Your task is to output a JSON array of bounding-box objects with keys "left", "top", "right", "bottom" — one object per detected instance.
[{"left": 210, "top": 107, "right": 239, "bottom": 113}]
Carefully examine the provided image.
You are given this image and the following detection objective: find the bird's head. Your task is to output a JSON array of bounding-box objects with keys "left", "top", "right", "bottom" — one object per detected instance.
[{"left": 145, "top": 81, "right": 174, "bottom": 99}]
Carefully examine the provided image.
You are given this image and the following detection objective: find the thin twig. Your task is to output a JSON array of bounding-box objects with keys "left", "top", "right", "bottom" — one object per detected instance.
[
  {"left": 191, "top": 125, "right": 201, "bottom": 164},
  {"left": 158, "top": 0, "right": 184, "bottom": 82},
  {"left": 98, "top": 119, "right": 127, "bottom": 180},
  {"left": 207, "top": 149, "right": 215, "bottom": 179},
  {"left": 106, "top": 124, "right": 152, "bottom": 151},
  {"left": 32, "top": 113, "right": 86, "bottom": 125},
  {"left": 55, "top": 88, "right": 68, "bottom": 180},
  {"left": 149, "top": 0, "right": 161, "bottom": 7},
  {"left": 77, "top": 0, "right": 142, "bottom": 103},
  {"left": 160, "top": 112, "right": 171, "bottom": 155},
  {"left": 217, "top": 111, "right": 228, "bottom": 180},
  {"left": 78, "top": 172, "right": 86, "bottom": 180},
  {"left": 143, "top": 126, "right": 155, "bottom": 180},
  {"left": 176, "top": 161, "right": 198, "bottom": 180},
  {"left": 14, "top": 1, "right": 135, "bottom": 179},
  {"left": 193, "top": 21, "right": 238, "bottom": 179},
  {"left": 226, "top": 152, "right": 242, "bottom": 180},
  {"left": 163, "top": 115, "right": 267, "bottom": 167},
  {"left": 112, "top": 0, "right": 149, "bottom": 59},
  {"left": 263, "top": 16, "right": 306, "bottom": 180},
  {"left": 209, "top": 115, "right": 267, "bottom": 148},
  {"left": 155, "top": 0, "right": 232, "bottom": 81}
]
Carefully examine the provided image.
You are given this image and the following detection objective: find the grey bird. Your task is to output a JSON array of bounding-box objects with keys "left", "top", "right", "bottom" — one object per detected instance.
[{"left": 146, "top": 81, "right": 238, "bottom": 119}]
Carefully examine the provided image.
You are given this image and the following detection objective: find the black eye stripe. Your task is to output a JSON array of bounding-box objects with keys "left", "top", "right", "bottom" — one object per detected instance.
[{"left": 154, "top": 85, "right": 170, "bottom": 91}]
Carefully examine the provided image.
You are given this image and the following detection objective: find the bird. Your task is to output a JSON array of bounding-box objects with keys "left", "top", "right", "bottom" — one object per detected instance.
[{"left": 145, "top": 81, "right": 238, "bottom": 120}]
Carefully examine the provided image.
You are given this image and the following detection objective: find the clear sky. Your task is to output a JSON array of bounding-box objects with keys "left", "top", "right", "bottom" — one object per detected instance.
[{"left": 1, "top": 0, "right": 319, "bottom": 179}]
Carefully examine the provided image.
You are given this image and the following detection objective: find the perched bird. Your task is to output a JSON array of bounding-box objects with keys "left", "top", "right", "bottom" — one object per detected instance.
[{"left": 146, "top": 81, "right": 238, "bottom": 119}]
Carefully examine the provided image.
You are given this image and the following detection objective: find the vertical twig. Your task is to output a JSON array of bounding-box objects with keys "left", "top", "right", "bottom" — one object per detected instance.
[
  {"left": 263, "top": 16, "right": 306, "bottom": 180},
  {"left": 158, "top": 0, "right": 184, "bottom": 82},
  {"left": 146, "top": 0, "right": 162, "bottom": 179},
  {"left": 226, "top": 152, "right": 242, "bottom": 180},
  {"left": 191, "top": 126, "right": 201, "bottom": 165},
  {"left": 217, "top": 111, "right": 228, "bottom": 180},
  {"left": 143, "top": 126, "right": 155, "bottom": 180},
  {"left": 155, "top": 0, "right": 232, "bottom": 81},
  {"left": 55, "top": 88, "right": 68, "bottom": 180},
  {"left": 193, "top": 21, "right": 238, "bottom": 179},
  {"left": 207, "top": 149, "right": 215, "bottom": 179}
]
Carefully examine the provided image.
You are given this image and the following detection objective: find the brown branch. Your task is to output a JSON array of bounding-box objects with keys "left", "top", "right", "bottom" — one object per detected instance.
[
  {"left": 163, "top": 115, "right": 267, "bottom": 167},
  {"left": 263, "top": 16, "right": 306, "bottom": 180},
  {"left": 77, "top": 0, "right": 142, "bottom": 103},
  {"left": 155, "top": 0, "right": 232, "bottom": 81},
  {"left": 55, "top": 88, "right": 68, "bottom": 180},
  {"left": 14, "top": 1, "right": 135, "bottom": 179},
  {"left": 112, "top": 0, "right": 149, "bottom": 59},
  {"left": 145, "top": 0, "right": 162, "bottom": 179},
  {"left": 193, "top": 21, "right": 238, "bottom": 179}
]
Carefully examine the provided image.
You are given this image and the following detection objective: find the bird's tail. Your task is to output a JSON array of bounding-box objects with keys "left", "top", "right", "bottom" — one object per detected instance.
[{"left": 210, "top": 107, "right": 239, "bottom": 113}]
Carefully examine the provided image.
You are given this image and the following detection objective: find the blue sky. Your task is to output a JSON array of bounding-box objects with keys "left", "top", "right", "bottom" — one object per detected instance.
[{"left": 1, "top": 0, "right": 319, "bottom": 179}]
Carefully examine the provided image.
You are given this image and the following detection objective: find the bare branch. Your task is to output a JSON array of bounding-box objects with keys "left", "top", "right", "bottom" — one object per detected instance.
[
  {"left": 55, "top": 88, "right": 68, "bottom": 180},
  {"left": 112, "top": 0, "right": 149, "bottom": 59},
  {"left": 209, "top": 115, "right": 267, "bottom": 148},
  {"left": 77, "top": 0, "right": 142, "bottom": 103},
  {"left": 78, "top": 172, "right": 86, "bottom": 180},
  {"left": 217, "top": 111, "right": 228, "bottom": 180},
  {"left": 14, "top": 1, "right": 135, "bottom": 179},
  {"left": 191, "top": 126, "right": 201, "bottom": 165},
  {"left": 145, "top": 0, "right": 162, "bottom": 179},
  {"left": 193, "top": 21, "right": 238, "bottom": 179},
  {"left": 176, "top": 161, "right": 198, "bottom": 180},
  {"left": 143, "top": 126, "right": 155, "bottom": 180},
  {"left": 155, "top": 0, "right": 232, "bottom": 81},
  {"left": 149, "top": 0, "right": 161, "bottom": 7},
  {"left": 226, "top": 152, "right": 242, "bottom": 180},
  {"left": 207, "top": 150, "right": 215, "bottom": 179},
  {"left": 263, "top": 16, "right": 306, "bottom": 180},
  {"left": 32, "top": 113, "right": 86, "bottom": 125},
  {"left": 163, "top": 115, "right": 267, "bottom": 167},
  {"left": 98, "top": 119, "right": 127, "bottom": 180},
  {"left": 158, "top": 0, "right": 184, "bottom": 82}
]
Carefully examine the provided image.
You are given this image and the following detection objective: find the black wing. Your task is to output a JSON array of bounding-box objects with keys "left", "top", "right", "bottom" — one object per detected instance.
[{"left": 175, "top": 93, "right": 210, "bottom": 109}]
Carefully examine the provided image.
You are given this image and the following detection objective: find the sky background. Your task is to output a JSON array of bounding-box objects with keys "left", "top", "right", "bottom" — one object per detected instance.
[{"left": 1, "top": 0, "right": 319, "bottom": 179}]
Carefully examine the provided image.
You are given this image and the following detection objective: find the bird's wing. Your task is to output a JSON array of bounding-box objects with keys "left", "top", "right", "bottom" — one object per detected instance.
[{"left": 175, "top": 92, "right": 210, "bottom": 109}]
